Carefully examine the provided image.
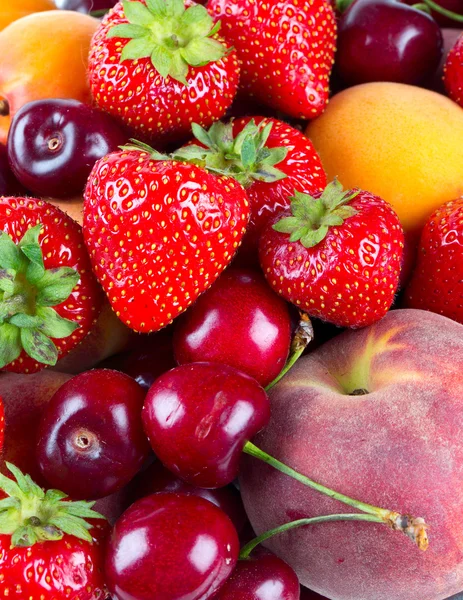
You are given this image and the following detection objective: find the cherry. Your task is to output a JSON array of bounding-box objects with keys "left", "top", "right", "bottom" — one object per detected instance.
[
  {"left": 300, "top": 588, "right": 327, "bottom": 599},
  {"left": 7, "top": 98, "right": 127, "bottom": 198},
  {"left": 142, "top": 362, "right": 270, "bottom": 488},
  {"left": 129, "top": 461, "right": 248, "bottom": 533},
  {"left": 55, "top": 0, "right": 118, "bottom": 13},
  {"left": 105, "top": 492, "right": 240, "bottom": 600},
  {"left": 0, "top": 143, "right": 24, "bottom": 196},
  {"left": 173, "top": 269, "right": 291, "bottom": 387},
  {"left": 101, "top": 329, "right": 176, "bottom": 391},
  {"left": 336, "top": 0, "right": 443, "bottom": 86},
  {"left": 36, "top": 369, "right": 150, "bottom": 500},
  {"left": 211, "top": 552, "right": 300, "bottom": 600}
]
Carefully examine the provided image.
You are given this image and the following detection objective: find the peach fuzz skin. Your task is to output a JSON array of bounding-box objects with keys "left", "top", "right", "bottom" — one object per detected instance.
[{"left": 240, "top": 309, "right": 463, "bottom": 600}]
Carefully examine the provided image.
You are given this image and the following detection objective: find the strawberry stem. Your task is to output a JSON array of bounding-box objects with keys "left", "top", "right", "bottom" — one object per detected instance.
[
  {"left": 239, "top": 513, "right": 385, "bottom": 559},
  {"left": 265, "top": 312, "right": 313, "bottom": 391},
  {"left": 242, "top": 442, "right": 429, "bottom": 551}
]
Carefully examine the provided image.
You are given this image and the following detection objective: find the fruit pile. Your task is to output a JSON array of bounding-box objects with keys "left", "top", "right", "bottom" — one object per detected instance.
[{"left": 1, "top": 0, "right": 463, "bottom": 599}]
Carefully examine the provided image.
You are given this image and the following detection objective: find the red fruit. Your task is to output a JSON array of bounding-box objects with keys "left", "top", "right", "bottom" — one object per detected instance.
[
  {"left": 105, "top": 492, "right": 240, "bottom": 600},
  {"left": 404, "top": 198, "right": 463, "bottom": 323},
  {"left": 177, "top": 117, "right": 327, "bottom": 254},
  {"left": 444, "top": 33, "right": 463, "bottom": 107},
  {"left": 207, "top": 0, "right": 337, "bottom": 119},
  {"left": 88, "top": 0, "right": 240, "bottom": 143},
  {"left": 259, "top": 180, "right": 404, "bottom": 329},
  {"left": 0, "top": 463, "right": 108, "bottom": 600},
  {"left": 0, "top": 197, "right": 103, "bottom": 373},
  {"left": 0, "top": 397, "right": 4, "bottom": 454},
  {"left": 142, "top": 362, "right": 270, "bottom": 488},
  {"left": 173, "top": 268, "right": 292, "bottom": 387},
  {"left": 83, "top": 148, "right": 250, "bottom": 333}
]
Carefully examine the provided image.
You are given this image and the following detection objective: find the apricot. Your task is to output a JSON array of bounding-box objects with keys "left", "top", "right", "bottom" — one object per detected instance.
[
  {"left": 306, "top": 83, "right": 463, "bottom": 237},
  {"left": 0, "top": 10, "right": 99, "bottom": 144},
  {"left": 0, "top": 0, "right": 55, "bottom": 32}
]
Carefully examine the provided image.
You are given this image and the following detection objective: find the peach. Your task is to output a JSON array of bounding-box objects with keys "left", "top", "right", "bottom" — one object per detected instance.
[
  {"left": 240, "top": 309, "right": 463, "bottom": 600},
  {"left": 0, "top": 10, "right": 99, "bottom": 144},
  {"left": 0, "top": 0, "right": 55, "bottom": 32}
]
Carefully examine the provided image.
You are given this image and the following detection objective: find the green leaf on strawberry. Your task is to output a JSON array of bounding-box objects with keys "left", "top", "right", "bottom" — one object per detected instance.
[
  {"left": 0, "top": 225, "right": 80, "bottom": 369},
  {"left": 107, "top": 0, "right": 229, "bottom": 85}
]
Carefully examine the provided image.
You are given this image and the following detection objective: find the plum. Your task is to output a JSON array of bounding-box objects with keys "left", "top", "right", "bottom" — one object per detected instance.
[{"left": 240, "top": 309, "right": 463, "bottom": 600}]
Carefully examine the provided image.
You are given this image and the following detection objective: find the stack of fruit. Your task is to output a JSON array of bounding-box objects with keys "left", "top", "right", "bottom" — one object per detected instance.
[{"left": 0, "top": 0, "right": 463, "bottom": 599}]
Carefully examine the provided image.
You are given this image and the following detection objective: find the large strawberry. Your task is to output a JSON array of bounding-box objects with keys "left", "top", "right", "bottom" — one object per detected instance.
[
  {"left": 444, "top": 32, "right": 463, "bottom": 107},
  {"left": 88, "top": 0, "right": 240, "bottom": 143},
  {"left": 259, "top": 180, "right": 404, "bottom": 328},
  {"left": 0, "top": 197, "right": 103, "bottom": 374},
  {"left": 83, "top": 148, "right": 250, "bottom": 333},
  {"left": 0, "top": 463, "right": 107, "bottom": 599},
  {"left": 404, "top": 198, "right": 463, "bottom": 323},
  {"left": 176, "top": 117, "right": 327, "bottom": 255},
  {"left": 207, "top": 0, "right": 337, "bottom": 119}
]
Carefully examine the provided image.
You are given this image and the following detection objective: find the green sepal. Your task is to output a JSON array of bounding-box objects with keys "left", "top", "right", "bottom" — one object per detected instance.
[
  {"left": 0, "top": 323, "right": 21, "bottom": 369},
  {"left": 0, "top": 269, "right": 15, "bottom": 295},
  {"left": 18, "top": 224, "right": 44, "bottom": 272},
  {"left": 20, "top": 327, "right": 58, "bottom": 366},
  {"left": 35, "top": 267, "right": 80, "bottom": 307},
  {"left": 173, "top": 119, "right": 289, "bottom": 187},
  {"left": 109, "top": 0, "right": 229, "bottom": 85},
  {"left": 36, "top": 306, "right": 80, "bottom": 339},
  {"left": 9, "top": 314, "right": 44, "bottom": 329},
  {"left": 0, "top": 232, "right": 24, "bottom": 272},
  {"left": 0, "top": 463, "right": 106, "bottom": 548},
  {"left": 273, "top": 180, "right": 359, "bottom": 248}
]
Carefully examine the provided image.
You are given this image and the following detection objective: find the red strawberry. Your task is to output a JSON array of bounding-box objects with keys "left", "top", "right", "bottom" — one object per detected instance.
[
  {"left": 444, "top": 32, "right": 463, "bottom": 107},
  {"left": 176, "top": 117, "right": 327, "bottom": 256},
  {"left": 0, "top": 197, "right": 103, "bottom": 374},
  {"left": 404, "top": 198, "right": 463, "bottom": 323},
  {"left": 83, "top": 148, "right": 250, "bottom": 333},
  {"left": 88, "top": 0, "right": 240, "bottom": 143},
  {"left": 259, "top": 180, "right": 404, "bottom": 328},
  {"left": 207, "top": 0, "right": 337, "bottom": 119},
  {"left": 0, "top": 463, "right": 108, "bottom": 600}
]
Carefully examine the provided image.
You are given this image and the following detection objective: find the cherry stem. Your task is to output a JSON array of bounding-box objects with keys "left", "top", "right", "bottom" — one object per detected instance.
[
  {"left": 0, "top": 99, "right": 9, "bottom": 117},
  {"left": 242, "top": 441, "right": 429, "bottom": 550},
  {"left": 412, "top": 2, "right": 432, "bottom": 12},
  {"left": 90, "top": 9, "right": 110, "bottom": 18},
  {"left": 239, "top": 513, "right": 384, "bottom": 559},
  {"left": 265, "top": 312, "right": 313, "bottom": 391},
  {"left": 420, "top": 0, "right": 463, "bottom": 20}
]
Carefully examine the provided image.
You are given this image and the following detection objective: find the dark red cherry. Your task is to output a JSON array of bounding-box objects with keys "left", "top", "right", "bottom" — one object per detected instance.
[
  {"left": 0, "top": 143, "right": 24, "bottom": 195},
  {"left": 7, "top": 98, "right": 127, "bottom": 198},
  {"left": 55, "top": 0, "right": 118, "bottom": 13},
  {"left": 105, "top": 492, "right": 240, "bottom": 600},
  {"left": 129, "top": 461, "right": 248, "bottom": 533},
  {"left": 173, "top": 269, "right": 291, "bottom": 387},
  {"left": 101, "top": 328, "right": 176, "bottom": 391},
  {"left": 336, "top": 0, "right": 443, "bottom": 86},
  {"left": 212, "top": 552, "right": 300, "bottom": 600},
  {"left": 142, "top": 362, "right": 270, "bottom": 488},
  {"left": 300, "top": 588, "right": 327, "bottom": 599},
  {"left": 36, "top": 369, "right": 150, "bottom": 500}
]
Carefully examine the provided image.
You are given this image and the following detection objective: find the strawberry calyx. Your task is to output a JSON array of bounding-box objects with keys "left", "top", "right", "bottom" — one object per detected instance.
[
  {"left": 0, "top": 463, "right": 105, "bottom": 548},
  {"left": 107, "top": 0, "right": 230, "bottom": 85},
  {"left": 173, "top": 120, "right": 289, "bottom": 187},
  {"left": 0, "top": 224, "right": 80, "bottom": 369},
  {"left": 273, "top": 179, "right": 359, "bottom": 248}
]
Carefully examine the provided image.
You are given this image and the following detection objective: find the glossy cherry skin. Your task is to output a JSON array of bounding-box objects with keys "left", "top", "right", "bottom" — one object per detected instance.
[
  {"left": 105, "top": 492, "right": 240, "bottom": 600},
  {"left": 142, "top": 362, "right": 270, "bottom": 489},
  {"left": 7, "top": 98, "right": 127, "bottom": 198},
  {"left": 55, "top": 0, "right": 119, "bottom": 12},
  {"left": 129, "top": 461, "right": 248, "bottom": 533},
  {"left": 212, "top": 552, "right": 300, "bottom": 600},
  {"left": 174, "top": 269, "right": 291, "bottom": 387},
  {"left": 336, "top": 0, "right": 443, "bottom": 86},
  {"left": 36, "top": 369, "right": 150, "bottom": 500}
]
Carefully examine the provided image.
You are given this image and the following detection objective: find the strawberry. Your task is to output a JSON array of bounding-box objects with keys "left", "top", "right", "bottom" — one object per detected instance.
[
  {"left": 207, "top": 0, "right": 337, "bottom": 119},
  {"left": 0, "top": 463, "right": 108, "bottom": 600},
  {"left": 444, "top": 33, "right": 463, "bottom": 108},
  {"left": 404, "top": 199, "right": 463, "bottom": 323},
  {"left": 176, "top": 117, "right": 327, "bottom": 255},
  {"left": 88, "top": 0, "right": 240, "bottom": 143},
  {"left": 259, "top": 180, "right": 404, "bottom": 328},
  {"left": 83, "top": 147, "right": 250, "bottom": 333},
  {"left": 0, "top": 197, "right": 103, "bottom": 374}
]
